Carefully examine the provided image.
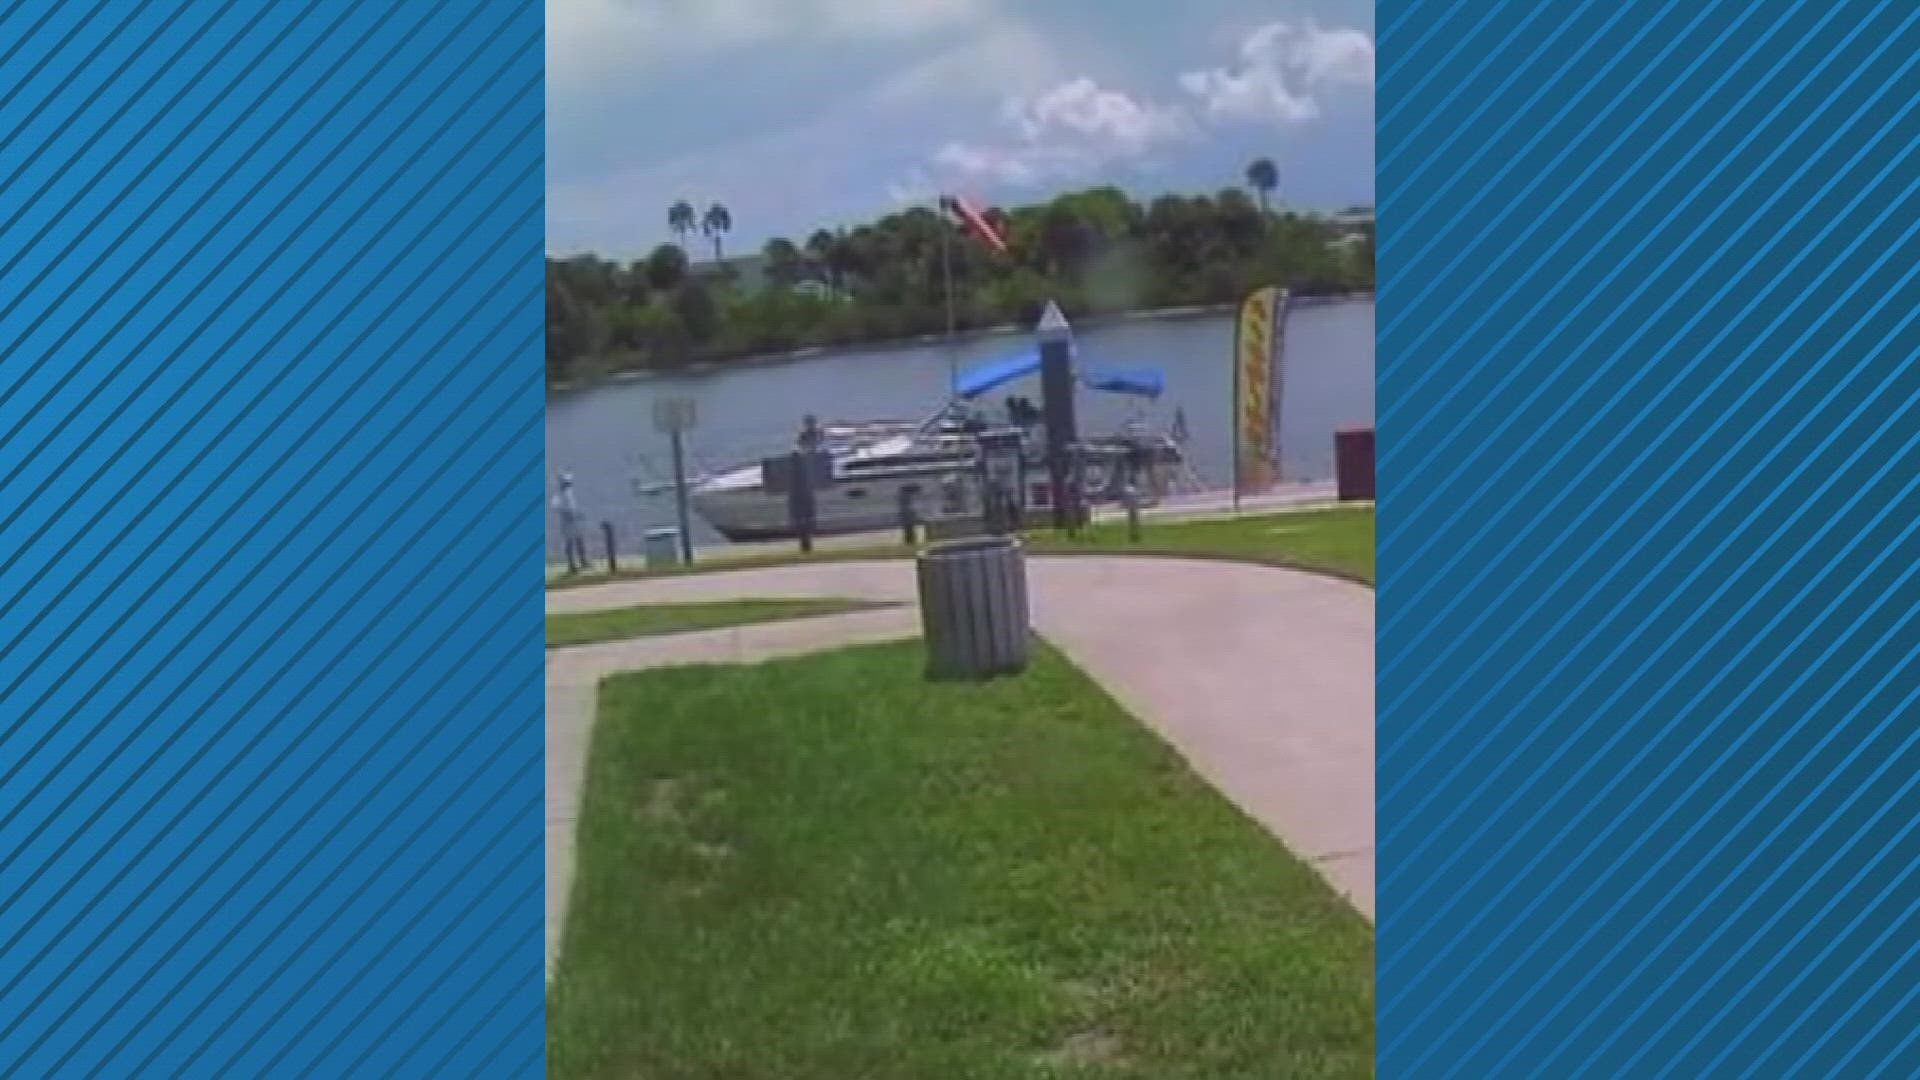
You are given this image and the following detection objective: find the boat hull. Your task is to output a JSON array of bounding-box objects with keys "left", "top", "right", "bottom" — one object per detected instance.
[
  {"left": 687, "top": 416, "right": 1184, "bottom": 543},
  {"left": 692, "top": 456, "right": 1176, "bottom": 543},
  {"left": 691, "top": 475, "right": 934, "bottom": 541}
]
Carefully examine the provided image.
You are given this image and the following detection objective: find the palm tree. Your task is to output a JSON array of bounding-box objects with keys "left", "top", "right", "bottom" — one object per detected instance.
[
  {"left": 701, "top": 202, "right": 732, "bottom": 262},
  {"left": 668, "top": 200, "right": 696, "bottom": 248},
  {"left": 1245, "top": 157, "right": 1279, "bottom": 216}
]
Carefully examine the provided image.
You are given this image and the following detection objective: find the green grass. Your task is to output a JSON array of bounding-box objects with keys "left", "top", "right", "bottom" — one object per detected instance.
[
  {"left": 546, "top": 597, "right": 894, "bottom": 648},
  {"left": 548, "top": 640, "right": 1375, "bottom": 1079},
  {"left": 548, "top": 505, "right": 1375, "bottom": 590},
  {"left": 1027, "top": 506, "right": 1374, "bottom": 585},
  {"left": 547, "top": 542, "right": 919, "bottom": 590}
]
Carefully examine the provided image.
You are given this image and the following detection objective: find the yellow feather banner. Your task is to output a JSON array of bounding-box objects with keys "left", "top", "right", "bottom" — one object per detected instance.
[{"left": 1233, "top": 286, "right": 1287, "bottom": 495}]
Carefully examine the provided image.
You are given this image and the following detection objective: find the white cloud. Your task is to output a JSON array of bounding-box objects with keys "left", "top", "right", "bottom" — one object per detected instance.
[
  {"left": 926, "top": 77, "right": 1195, "bottom": 188},
  {"left": 1178, "top": 19, "right": 1374, "bottom": 125},
  {"left": 1003, "top": 77, "right": 1195, "bottom": 155},
  {"left": 546, "top": 5, "right": 1376, "bottom": 251},
  {"left": 905, "top": 18, "right": 1373, "bottom": 194}
]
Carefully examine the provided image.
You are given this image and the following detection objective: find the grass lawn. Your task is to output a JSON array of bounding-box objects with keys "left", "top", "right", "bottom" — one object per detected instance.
[
  {"left": 548, "top": 505, "right": 1375, "bottom": 591},
  {"left": 546, "top": 597, "right": 895, "bottom": 648},
  {"left": 1027, "top": 506, "right": 1374, "bottom": 585},
  {"left": 547, "top": 542, "right": 919, "bottom": 590},
  {"left": 548, "top": 640, "right": 1375, "bottom": 1079}
]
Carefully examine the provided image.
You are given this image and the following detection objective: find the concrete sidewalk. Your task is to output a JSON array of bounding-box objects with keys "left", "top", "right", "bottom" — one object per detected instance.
[{"left": 545, "top": 556, "right": 1375, "bottom": 980}]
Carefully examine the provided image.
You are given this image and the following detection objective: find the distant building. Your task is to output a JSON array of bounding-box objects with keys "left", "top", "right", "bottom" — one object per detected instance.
[
  {"left": 688, "top": 253, "right": 770, "bottom": 293},
  {"left": 1322, "top": 205, "right": 1374, "bottom": 253},
  {"left": 1331, "top": 205, "right": 1375, "bottom": 229}
]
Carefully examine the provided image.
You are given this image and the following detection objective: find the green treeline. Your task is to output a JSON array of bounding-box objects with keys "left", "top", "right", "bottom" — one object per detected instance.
[{"left": 546, "top": 183, "right": 1373, "bottom": 389}]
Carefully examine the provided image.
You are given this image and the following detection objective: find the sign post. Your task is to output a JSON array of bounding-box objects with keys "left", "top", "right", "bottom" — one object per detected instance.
[
  {"left": 1036, "top": 300, "right": 1077, "bottom": 530},
  {"left": 653, "top": 397, "right": 698, "bottom": 565}
]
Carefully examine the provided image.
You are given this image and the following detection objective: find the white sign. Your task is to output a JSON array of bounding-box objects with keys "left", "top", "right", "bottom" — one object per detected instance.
[{"left": 653, "top": 397, "right": 697, "bottom": 434}]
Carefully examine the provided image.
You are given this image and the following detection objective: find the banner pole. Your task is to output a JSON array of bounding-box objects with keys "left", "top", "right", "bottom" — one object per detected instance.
[
  {"left": 1230, "top": 291, "right": 1243, "bottom": 515},
  {"left": 1272, "top": 288, "right": 1288, "bottom": 488}
]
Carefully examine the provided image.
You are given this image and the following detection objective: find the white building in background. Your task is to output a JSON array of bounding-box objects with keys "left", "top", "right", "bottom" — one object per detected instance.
[
  {"left": 1326, "top": 205, "right": 1374, "bottom": 257},
  {"left": 791, "top": 279, "right": 840, "bottom": 302},
  {"left": 1331, "top": 205, "right": 1375, "bottom": 229}
]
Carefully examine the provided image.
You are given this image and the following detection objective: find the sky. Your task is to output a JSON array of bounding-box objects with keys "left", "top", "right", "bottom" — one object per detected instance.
[{"left": 546, "top": 0, "right": 1375, "bottom": 259}]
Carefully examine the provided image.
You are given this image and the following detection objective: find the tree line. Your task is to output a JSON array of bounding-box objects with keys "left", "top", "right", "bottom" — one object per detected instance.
[{"left": 546, "top": 169, "right": 1373, "bottom": 388}]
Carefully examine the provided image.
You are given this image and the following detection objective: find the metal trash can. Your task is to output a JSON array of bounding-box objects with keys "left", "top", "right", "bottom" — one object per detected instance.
[
  {"left": 643, "top": 527, "right": 681, "bottom": 569},
  {"left": 916, "top": 536, "right": 1030, "bottom": 680},
  {"left": 1334, "top": 427, "right": 1376, "bottom": 501}
]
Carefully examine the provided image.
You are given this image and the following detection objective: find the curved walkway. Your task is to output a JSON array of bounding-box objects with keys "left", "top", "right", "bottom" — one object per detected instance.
[{"left": 546, "top": 558, "right": 1374, "bottom": 980}]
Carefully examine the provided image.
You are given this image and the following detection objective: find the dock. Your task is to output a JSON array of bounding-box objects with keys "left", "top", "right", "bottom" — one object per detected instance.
[{"left": 545, "top": 481, "right": 1351, "bottom": 579}]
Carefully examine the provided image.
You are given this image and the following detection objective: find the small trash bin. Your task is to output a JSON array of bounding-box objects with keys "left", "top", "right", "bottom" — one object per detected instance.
[
  {"left": 644, "top": 527, "right": 681, "bottom": 569},
  {"left": 1335, "top": 427, "right": 1375, "bottom": 501},
  {"left": 916, "top": 536, "right": 1030, "bottom": 680}
]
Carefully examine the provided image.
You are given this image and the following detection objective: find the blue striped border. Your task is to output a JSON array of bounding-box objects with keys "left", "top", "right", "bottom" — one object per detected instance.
[
  {"left": 0, "top": 3, "right": 542, "bottom": 1075},
  {"left": 1380, "top": 0, "right": 1920, "bottom": 1073}
]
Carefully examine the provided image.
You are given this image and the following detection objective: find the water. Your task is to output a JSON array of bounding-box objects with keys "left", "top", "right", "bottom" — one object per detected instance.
[{"left": 545, "top": 297, "right": 1374, "bottom": 555}]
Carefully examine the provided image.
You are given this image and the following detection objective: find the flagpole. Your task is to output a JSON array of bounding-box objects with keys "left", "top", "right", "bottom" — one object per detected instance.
[{"left": 940, "top": 196, "right": 956, "bottom": 392}]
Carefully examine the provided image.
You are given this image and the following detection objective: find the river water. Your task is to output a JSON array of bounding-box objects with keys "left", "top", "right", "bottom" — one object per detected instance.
[{"left": 545, "top": 297, "right": 1374, "bottom": 555}]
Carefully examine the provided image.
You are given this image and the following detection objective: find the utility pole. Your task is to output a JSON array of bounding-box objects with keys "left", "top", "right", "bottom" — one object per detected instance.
[
  {"left": 669, "top": 429, "right": 693, "bottom": 564},
  {"left": 940, "top": 196, "right": 957, "bottom": 391},
  {"left": 654, "top": 397, "right": 698, "bottom": 565}
]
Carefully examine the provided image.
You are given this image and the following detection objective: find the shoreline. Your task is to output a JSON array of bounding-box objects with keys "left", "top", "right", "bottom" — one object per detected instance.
[
  {"left": 543, "top": 481, "right": 1353, "bottom": 576},
  {"left": 549, "top": 291, "right": 1374, "bottom": 394}
]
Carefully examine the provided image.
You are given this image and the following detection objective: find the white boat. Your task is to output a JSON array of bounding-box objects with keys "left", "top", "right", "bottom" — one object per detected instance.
[{"left": 688, "top": 352, "right": 1185, "bottom": 542}]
